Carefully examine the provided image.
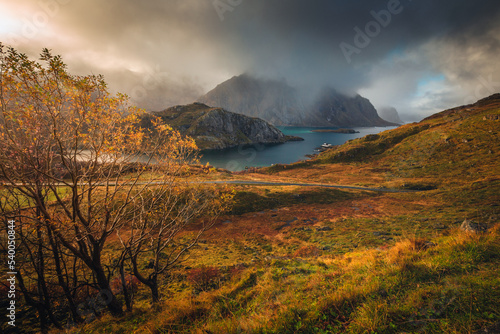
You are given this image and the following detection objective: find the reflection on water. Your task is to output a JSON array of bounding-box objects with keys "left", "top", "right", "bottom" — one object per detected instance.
[{"left": 200, "top": 126, "right": 397, "bottom": 171}]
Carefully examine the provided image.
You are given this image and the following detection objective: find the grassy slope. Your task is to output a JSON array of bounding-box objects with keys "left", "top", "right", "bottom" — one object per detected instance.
[{"left": 68, "top": 96, "right": 499, "bottom": 333}]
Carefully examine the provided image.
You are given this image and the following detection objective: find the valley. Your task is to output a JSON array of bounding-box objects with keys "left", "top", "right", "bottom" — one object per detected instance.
[{"left": 70, "top": 95, "right": 500, "bottom": 333}]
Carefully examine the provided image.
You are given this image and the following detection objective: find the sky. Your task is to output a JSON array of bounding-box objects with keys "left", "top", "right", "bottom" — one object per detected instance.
[{"left": 1, "top": 0, "right": 500, "bottom": 121}]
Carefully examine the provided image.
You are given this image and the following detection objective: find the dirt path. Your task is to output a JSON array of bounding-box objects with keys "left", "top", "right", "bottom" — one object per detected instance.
[{"left": 204, "top": 180, "right": 418, "bottom": 193}]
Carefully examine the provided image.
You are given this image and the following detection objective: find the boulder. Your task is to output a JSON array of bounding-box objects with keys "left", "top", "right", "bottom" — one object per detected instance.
[{"left": 460, "top": 219, "right": 488, "bottom": 233}]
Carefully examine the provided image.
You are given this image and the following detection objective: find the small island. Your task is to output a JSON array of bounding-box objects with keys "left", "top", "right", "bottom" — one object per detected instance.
[
  {"left": 142, "top": 103, "right": 304, "bottom": 150},
  {"left": 312, "top": 128, "right": 360, "bottom": 134}
]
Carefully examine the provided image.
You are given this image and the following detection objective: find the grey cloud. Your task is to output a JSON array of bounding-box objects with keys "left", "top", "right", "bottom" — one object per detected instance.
[{"left": 2, "top": 0, "right": 500, "bottom": 117}]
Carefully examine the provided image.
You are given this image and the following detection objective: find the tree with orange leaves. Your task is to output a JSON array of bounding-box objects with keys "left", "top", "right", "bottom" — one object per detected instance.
[{"left": 0, "top": 44, "right": 230, "bottom": 330}]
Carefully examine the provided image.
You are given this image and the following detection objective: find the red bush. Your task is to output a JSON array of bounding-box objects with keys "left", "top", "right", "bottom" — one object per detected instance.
[
  {"left": 293, "top": 245, "right": 321, "bottom": 258},
  {"left": 187, "top": 266, "right": 221, "bottom": 290},
  {"left": 110, "top": 274, "right": 141, "bottom": 294}
]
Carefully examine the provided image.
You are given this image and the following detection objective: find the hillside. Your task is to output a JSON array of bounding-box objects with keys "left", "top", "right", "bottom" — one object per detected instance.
[
  {"left": 254, "top": 94, "right": 498, "bottom": 188},
  {"left": 198, "top": 74, "right": 395, "bottom": 127},
  {"left": 142, "top": 103, "right": 302, "bottom": 150},
  {"left": 68, "top": 95, "right": 499, "bottom": 334}
]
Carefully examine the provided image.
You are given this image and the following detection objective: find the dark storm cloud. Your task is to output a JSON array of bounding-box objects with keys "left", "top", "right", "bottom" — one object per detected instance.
[
  {"left": 223, "top": 0, "right": 500, "bottom": 80},
  {"left": 2, "top": 0, "right": 500, "bottom": 117}
]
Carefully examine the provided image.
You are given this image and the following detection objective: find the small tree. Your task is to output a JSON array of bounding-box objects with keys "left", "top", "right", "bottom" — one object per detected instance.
[{"left": 118, "top": 183, "right": 231, "bottom": 304}]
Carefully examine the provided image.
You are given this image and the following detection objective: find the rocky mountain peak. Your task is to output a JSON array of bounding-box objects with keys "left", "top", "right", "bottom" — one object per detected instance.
[{"left": 198, "top": 74, "right": 396, "bottom": 127}]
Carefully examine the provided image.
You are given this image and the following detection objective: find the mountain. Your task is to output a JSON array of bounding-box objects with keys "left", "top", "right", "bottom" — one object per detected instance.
[
  {"left": 198, "top": 74, "right": 395, "bottom": 127},
  {"left": 378, "top": 107, "right": 403, "bottom": 124},
  {"left": 311, "top": 87, "right": 395, "bottom": 127},
  {"left": 142, "top": 103, "right": 302, "bottom": 150}
]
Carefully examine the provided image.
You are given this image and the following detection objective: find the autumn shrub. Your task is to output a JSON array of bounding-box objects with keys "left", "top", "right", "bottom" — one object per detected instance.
[
  {"left": 228, "top": 264, "right": 246, "bottom": 279},
  {"left": 293, "top": 245, "right": 321, "bottom": 258},
  {"left": 110, "top": 274, "right": 141, "bottom": 295},
  {"left": 187, "top": 266, "right": 221, "bottom": 291}
]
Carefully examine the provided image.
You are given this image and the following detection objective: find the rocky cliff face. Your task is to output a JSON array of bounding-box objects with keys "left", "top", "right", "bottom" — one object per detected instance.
[
  {"left": 311, "top": 88, "right": 395, "bottom": 127},
  {"left": 378, "top": 107, "right": 403, "bottom": 124},
  {"left": 145, "top": 103, "right": 299, "bottom": 150},
  {"left": 198, "top": 74, "right": 396, "bottom": 127}
]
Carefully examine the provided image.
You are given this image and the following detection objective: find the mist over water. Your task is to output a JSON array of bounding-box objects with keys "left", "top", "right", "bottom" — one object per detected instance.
[{"left": 200, "top": 126, "right": 397, "bottom": 171}]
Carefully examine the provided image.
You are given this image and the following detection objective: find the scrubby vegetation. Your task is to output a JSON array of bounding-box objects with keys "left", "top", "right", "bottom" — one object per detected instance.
[{"left": 67, "top": 224, "right": 500, "bottom": 333}]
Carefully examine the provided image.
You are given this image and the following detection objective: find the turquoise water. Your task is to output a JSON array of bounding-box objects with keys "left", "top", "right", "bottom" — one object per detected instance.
[{"left": 200, "top": 126, "right": 397, "bottom": 171}]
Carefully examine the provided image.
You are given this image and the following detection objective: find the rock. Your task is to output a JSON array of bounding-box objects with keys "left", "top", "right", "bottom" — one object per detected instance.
[
  {"left": 295, "top": 227, "right": 312, "bottom": 232},
  {"left": 275, "top": 223, "right": 290, "bottom": 231},
  {"left": 275, "top": 218, "right": 297, "bottom": 231},
  {"left": 483, "top": 114, "right": 500, "bottom": 121},
  {"left": 425, "top": 242, "right": 437, "bottom": 248},
  {"left": 460, "top": 219, "right": 488, "bottom": 233}
]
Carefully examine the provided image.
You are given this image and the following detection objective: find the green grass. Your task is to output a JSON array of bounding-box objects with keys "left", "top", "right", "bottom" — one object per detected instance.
[{"left": 0, "top": 186, "right": 70, "bottom": 212}]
